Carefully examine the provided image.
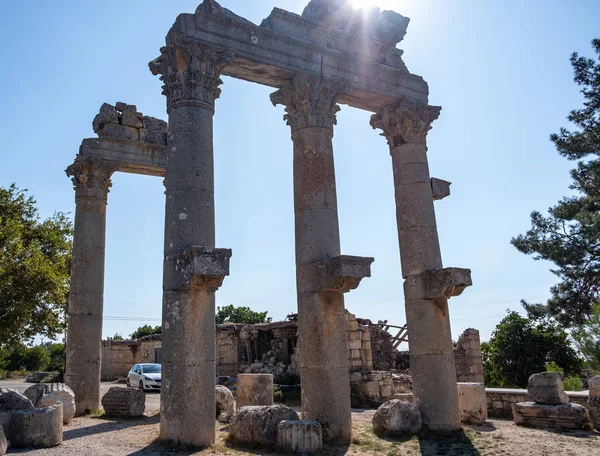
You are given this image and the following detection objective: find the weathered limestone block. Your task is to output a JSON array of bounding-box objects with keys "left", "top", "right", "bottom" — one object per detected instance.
[
  {"left": 527, "top": 372, "right": 569, "bottom": 405},
  {"left": 0, "top": 426, "right": 6, "bottom": 456},
  {"left": 216, "top": 385, "right": 235, "bottom": 423},
  {"left": 8, "top": 403, "right": 63, "bottom": 448},
  {"left": 512, "top": 402, "right": 590, "bottom": 430},
  {"left": 0, "top": 389, "right": 34, "bottom": 434},
  {"left": 372, "top": 399, "right": 422, "bottom": 437},
  {"left": 24, "top": 383, "right": 76, "bottom": 424},
  {"left": 405, "top": 267, "right": 472, "bottom": 299},
  {"left": 317, "top": 255, "right": 374, "bottom": 293},
  {"left": 587, "top": 397, "right": 600, "bottom": 431},
  {"left": 431, "top": 178, "right": 451, "bottom": 201},
  {"left": 392, "top": 393, "right": 414, "bottom": 403},
  {"left": 237, "top": 374, "right": 274, "bottom": 407},
  {"left": 277, "top": 420, "right": 322, "bottom": 454},
  {"left": 229, "top": 405, "right": 299, "bottom": 446},
  {"left": 92, "top": 102, "right": 167, "bottom": 145},
  {"left": 457, "top": 383, "right": 487, "bottom": 425},
  {"left": 101, "top": 387, "right": 145, "bottom": 417},
  {"left": 588, "top": 376, "right": 600, "bottom": 398}
]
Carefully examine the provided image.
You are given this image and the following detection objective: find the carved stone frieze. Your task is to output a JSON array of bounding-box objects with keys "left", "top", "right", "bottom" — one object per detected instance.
[
  {"left": 66, "top": 156, "right": 119, "bottom": 200},
  {"left": 370, "top": 98, "right": 441, "bottom": 148},
  {"left": 169, "top": 246, "right": 232, "bottom": 291},
  {"left": 270, "top": 72, "right": 348, "bottom": 131},
  {"left": 149, "top": 37, "right": 233, "bottom": 112}
]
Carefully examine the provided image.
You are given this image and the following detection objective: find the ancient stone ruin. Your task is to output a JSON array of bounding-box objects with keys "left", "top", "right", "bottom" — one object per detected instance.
[{"left": 64, "top": 0, "right": 472, "bottom": 446}]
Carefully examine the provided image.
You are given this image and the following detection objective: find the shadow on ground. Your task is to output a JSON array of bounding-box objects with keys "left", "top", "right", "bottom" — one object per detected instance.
[
  {"left": 63, "top": 414, "right": 160, "bottom": 441},
  {"left": 417, "top": 430, "right": 481, "bottom": 456}
]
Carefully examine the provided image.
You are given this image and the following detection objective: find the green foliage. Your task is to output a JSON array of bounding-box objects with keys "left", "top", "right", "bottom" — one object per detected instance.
[
  {"left": 129, "top": 325, "right": 161, "bottom": 340},
  {"left": 273, "top": 386, "right": 283, "bottom": 403},
  {"left": 215, "top": 304, "right": 272, "bottom": 325},
  {"left": 0, "top": 184, "right": 73, "bottom": 347},
  {"left": 482, "top": 311, "right": 583, "bottom": 388},
  {"left": 571, "top": 303, "right": 600, "bottom": 371},
  {"left": 0, "top": 344, "right": 51, "bottom": 372},
  {"left": 545, "top": 361, "right": 584, "bottom": 391},
  {"left": 46, "top": 343, "right": 66, "bottom": 373},
  {"left": 111, "top": 333, "right": 124, "bottom": 341},
  {"left": 512, "top": 39, "right": 600, "bottom": 326}
]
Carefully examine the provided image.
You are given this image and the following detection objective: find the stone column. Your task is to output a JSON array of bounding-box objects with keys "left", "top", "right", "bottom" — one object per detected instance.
[
  {"left": 65, "top": 156, "right": 117, "bottom": 415},
  {"left": 272, "top": 73, "right": 373, "bottom": 443},
  {"left": 371, "top": 99, "right": 471, "bottom": 431},
  {"left": 150, "top": 38, "right": 233, "bottom": 447}
]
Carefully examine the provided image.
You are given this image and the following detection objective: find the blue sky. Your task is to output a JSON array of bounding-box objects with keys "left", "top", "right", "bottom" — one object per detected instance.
[{"left": 1, "top": 0, "right": 599, "bottom": 344}]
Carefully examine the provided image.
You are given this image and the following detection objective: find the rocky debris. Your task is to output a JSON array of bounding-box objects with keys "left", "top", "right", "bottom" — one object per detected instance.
[
  {"left": 0, "top": 426, "right": 6, "bottom": 455},
  {"left": 237, "top": 374, "right": 274, "bottom": 407},
  {"left": 527, "top": 372, "right": 569, "bottom": 405},
  {"left": 101, "top": 387, "right": 145, "bottom": 417},
  {"left": 588, "top": 376, "right": 600, "bottom": 398},
  {"left": 216, "top": 385, "right": 235, "bottom": 423},
  {"left": 0, "top": 389, "right": 34, "bottom": 435},
  {"left": 372, "top": 399, "right": 422, "bottom": 437},
  {"left": 8, "top": 402, "right": 63, "bottom": 448},
  {"left": 588, "top": 397, "right": 600, "bottom": 431},
  {"left": 229, "top": 405, "right": 299, "bottom": 446},
  {"left": 350, "top": 371, "right": 400, "bottom": 408},
  {"left": 24, "top": 383, "right": 76, "bottom": 424},
  {"left": 92, "top": 102, "right": 167, "bottom": 145},
  {"left": 24, "top": 372, "right": 62, "bottom": 384},
  {"left": 277, "top": 420, "right": 322, "bottom": 454},
  {"left": 457, "top": 383, "right": 488, "bottom": 425},
  {"left": 512, "top": 402, "right": 591, "bottom": 430}
]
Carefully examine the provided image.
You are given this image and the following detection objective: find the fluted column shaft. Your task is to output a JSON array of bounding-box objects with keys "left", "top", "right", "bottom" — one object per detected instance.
[
  {"left": 150, "top": 38, "right": 233, "bottom": 447},
  {"left": 65, "top": 157, "right": 116, "bottom": 415},
  {"left": 371, "top": 100, "right": 461, "bottom": 431},
  {"left": 272, "top": 73, "right": 352, "bottom": 443}
]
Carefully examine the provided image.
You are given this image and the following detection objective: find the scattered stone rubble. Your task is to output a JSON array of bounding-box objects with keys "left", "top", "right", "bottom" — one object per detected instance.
[
  {"left": 229, "top": 405, "right": 299, "bottom": 447},
  {"left": 24, "top": 383, "right": 76, "bottom": 424},
  {"left": 93, "top": 102, "right": 167, "bottom": 145},
  {"left": 372, "top": 399, "right": 422, "bottom": 437},
  {"left": 587, "top": 376, "right": 600, "bottom": 430},
  {"left": 101, "top": 387, "right": 145, "bottom": 417},
  {"left": 277, "top": 420, "right": 322, "bottom": 454},
  {"left": 350, "top": 371, "right": 412, "bottom": 408}
]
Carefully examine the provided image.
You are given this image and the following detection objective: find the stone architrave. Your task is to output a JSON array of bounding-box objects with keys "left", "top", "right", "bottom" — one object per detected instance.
[
  {"left": 271, "top": 72, "right": 373, "bottom": 443},
  {"left": 371, "top": 98, "right": 471, "bottom": 431},
  {"left": 277, "top": 420, "right": 323, "bottom": 454},
  {"left": 64, "top": 156, "right": 118, "bottom": 415},
  {"left": 149, "top": 36, "right": 233, "bottom": 447}
]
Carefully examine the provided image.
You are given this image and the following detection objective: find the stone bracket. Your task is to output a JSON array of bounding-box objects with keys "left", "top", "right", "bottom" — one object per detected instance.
[
  {"left": 170, "top": 246, "right": 232, "bottom": 291},
  {"left": 431, "top": 178, "right": 451, "bottom": 201},
  {"left": 317, "top": 255, "right": 375, "bottom": 293},
  {"left": 405, "top": 267, "right": 472, "bottom": 300}
]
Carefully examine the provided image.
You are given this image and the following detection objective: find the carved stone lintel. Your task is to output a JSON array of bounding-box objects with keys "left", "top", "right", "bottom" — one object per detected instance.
[
  {"left": 149, "top": 37, "right": 234, "bottom": 112},
  {"left": 270, "top": 72, "right": 348, "bottom": 131},
  {"left": 370, "top": 98, "right": 441, "bottom": 148},
  {"left": 431, "top": 178, "right": 451, "bottom": 201},
  {"left": 66, "top": 156, "right": 119, "bottom": 200},
  {"left": 318, "top": 255, "right": 374, "bottom": 293},
  {"left": 169, "top": 246, "right": 232, "bottom": 291},
  {"left": 405, "top": 267, "right": 472, "bottom": 300}
]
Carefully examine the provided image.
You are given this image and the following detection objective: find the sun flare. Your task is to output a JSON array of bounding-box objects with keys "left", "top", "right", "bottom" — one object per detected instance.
[{"left": 351, "top": 0, "right": 378, "bottom": 9}]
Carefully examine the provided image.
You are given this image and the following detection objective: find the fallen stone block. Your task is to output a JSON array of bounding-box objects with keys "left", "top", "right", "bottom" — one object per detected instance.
[
  {"left": 0, "top": 389, "right": 34, "bottom": 435},
  {"left": 372, "top": 399, "right": 422, "bottom": 437},
  {"left": 527, "top": 372, "right": 568, "bottom": 405},
  {"left": 8, "top": 402, "right": 63, "bottom": 448},
  {"left": 24, "top": 383, "right": 76, "bottom": 424},
  {"left": 277, "top": 420, "right": 322, "bottom": 454},
  {"left": 237, "top": 374, "right": 274, "bottom": 407},
  {"left": 101, "top": 387, "right": 145, "bottom": 417},
  {"left": 0, "top": 426, "right": 6, "bottom": 456},
  {"left": 511, "top": 402, "right": 590, "bottom": 430},
  {"left": 588, "top": 397, "right": 600, "bottom": 431},
  {"left": 216, "top": 385, "right": 235, "bottom": 423},
  {"left": 229, "top": 405, "right": 299, "bottom": 446},
  {"left": 588, "top": 376, "right": 600, "bottom": 398},
  {"left": 457, "top": 383, "right": 487, "bottom": 425}
]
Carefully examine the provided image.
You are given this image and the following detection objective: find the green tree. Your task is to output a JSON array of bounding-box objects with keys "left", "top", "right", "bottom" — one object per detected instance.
[
  {"left": 129, "top": 324, "right": 162, "bottom": 340},
  {"left": 482, "top": 311, "right": 583, "bottom": 388},
  {"left": 46, "top": 343, "right": 66, "bottom": 373},
  {"left": 112, "top": 333, "right": 124, "bottom": 341},
  {"left": 215, "top": 305, "right": 271, "bottom": 325},
  {"left": 571, "top": 303, "right": 600, "bottom": 372},
  {"left": 0, "top": 184, "right": 73, "bottom": 347},
  {"left": 512, "top": 39, "right": 600, "bottom": 326}
]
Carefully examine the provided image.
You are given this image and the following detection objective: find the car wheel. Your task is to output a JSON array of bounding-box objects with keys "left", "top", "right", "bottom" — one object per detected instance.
[
  {"left": 126, "top": 378, "right": 130, "bottom": 387},
  {"left": 139, "top": 380, "right": 144, "bottom": 391}
]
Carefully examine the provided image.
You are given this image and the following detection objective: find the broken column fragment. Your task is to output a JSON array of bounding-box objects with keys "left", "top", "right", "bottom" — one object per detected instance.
[{"left": 92, "top": 102, "right": 167, "bottom": 145}]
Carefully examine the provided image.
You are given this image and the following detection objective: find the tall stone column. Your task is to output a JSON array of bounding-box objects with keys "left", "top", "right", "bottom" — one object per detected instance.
[
  {"left": 371, "top": 99, "right": 472, "bottom": 431},
  {"left": 65, "top": 156, "right": 117, "bottom": 415},
  {"left": 272, "top": 73, "right": 373, "bottom": 443},
  {"left": 150, "top": 38, "right": 233, "bottom": 447}
]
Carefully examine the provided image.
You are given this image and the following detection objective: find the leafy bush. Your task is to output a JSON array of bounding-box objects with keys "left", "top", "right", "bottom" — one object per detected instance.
[{"left": 545, "top": 361, "right": 584, "bottom": 391}]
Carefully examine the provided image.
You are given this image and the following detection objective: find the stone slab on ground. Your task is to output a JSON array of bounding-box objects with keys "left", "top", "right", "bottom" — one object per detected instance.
[
  {"left": 215, "top": 385, "right": 235, "bottom": 423},
  {"left": 101, "top": 387, "right": 145, "bottom": 417},
  {"left": 512, "top": 401, "right": 590, "bottom": 430},
  {"left": 277, "top": 420, "right": 322, "bottom": 454},
  {"left": 229, "top": 405, "right": 299, "bottom": 446},
  {"left": 527, "top": 372, "right": 568, "bottom": 405},
  {"left": 458, "top": 383, "right": 488, "bottom": 425},
  {"left": 8, "top": 402, "right": 63, "bottom": 448},
  {"left": 372, "top": 399, "right": 422, "bottom": 437},
  {"left": 24, "top": 383, "right": 76, "bottom": 424}
]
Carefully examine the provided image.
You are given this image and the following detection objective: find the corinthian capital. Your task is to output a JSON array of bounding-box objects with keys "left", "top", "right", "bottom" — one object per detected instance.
[
  {"left": 370, "top": 98, "right": 441, "bottom": 148},
  {"left": 66, "top": 156, "right": 118, "bottom": 200},
  {"left": 270, "top": 72, "right": 348, "bottom": 131},
  {"left": 149, "top": 37, "right": 233, "bottom": 112}
]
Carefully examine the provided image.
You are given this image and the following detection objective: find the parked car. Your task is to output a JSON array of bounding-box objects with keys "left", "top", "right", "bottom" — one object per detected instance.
[{"left": 127, "top": 363, "right": 161, "bottom": 391}]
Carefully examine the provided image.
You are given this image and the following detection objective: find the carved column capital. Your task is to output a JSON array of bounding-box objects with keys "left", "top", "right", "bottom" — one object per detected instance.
[
  {"left": 149, "top": 37, "right": 234, "bottom": 113},
  {"left": 270, "top": 72, "right": 348, "bottom": 132},
  {"left": 370, "top": 98, "right": 441, "bottom": 148},
  {"left": 66, "top": 156, "right": 119, "bottom": 200}
]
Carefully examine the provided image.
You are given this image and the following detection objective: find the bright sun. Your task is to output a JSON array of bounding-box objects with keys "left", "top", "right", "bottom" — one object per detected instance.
[{"left": 350, "top": 0, "right": 378, "bottom": 9}]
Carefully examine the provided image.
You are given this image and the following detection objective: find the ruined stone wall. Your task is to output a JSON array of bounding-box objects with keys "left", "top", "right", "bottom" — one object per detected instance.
[
  {"left": 349, "top": 371, "right": 413, "bottom": 408},
  {"left": 369, "top": 325, "right": 396, "bottom": 371},
  {"left": 216, "top": 327, "right": 239, "bottom": 376},
  {"left": 454, "top": 328, "right": 484, "bottom": 383},
  {"left": 486, "top": 389, "right": 588, "bottom": 418},
  {"left": 271, "top": 326, "right": 297, "bottom": 364},
  {"left": 100, "top": 338, "right": 161, "bottom": 380},
  {"left": 346, "top": 313, "right": 373, "bottom": 372}
]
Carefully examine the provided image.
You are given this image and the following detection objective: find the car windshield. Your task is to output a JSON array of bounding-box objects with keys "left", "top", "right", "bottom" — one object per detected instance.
[{"left": 141, "top": 364, "right": 161, "bottom": 374}]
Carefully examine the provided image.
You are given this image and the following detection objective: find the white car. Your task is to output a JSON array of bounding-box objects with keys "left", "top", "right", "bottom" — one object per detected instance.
[{"left": 127, "top": 363, "right": 161, "bottom": 391}]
